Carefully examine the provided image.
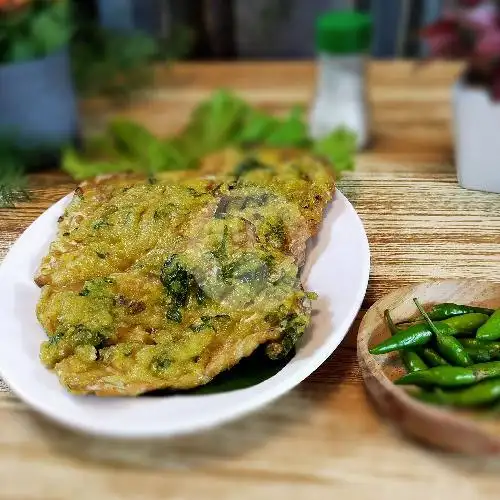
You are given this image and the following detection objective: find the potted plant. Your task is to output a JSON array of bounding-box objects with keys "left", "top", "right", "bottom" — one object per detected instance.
[
  {"left": 96, "top": 0, "right": 162, "bottom": 35},
  {"left": 422, "top": 0, "right": 500, "bottom": 193},
  {"left": 0, "top": 0, "right": 78, "bottom": 168}
]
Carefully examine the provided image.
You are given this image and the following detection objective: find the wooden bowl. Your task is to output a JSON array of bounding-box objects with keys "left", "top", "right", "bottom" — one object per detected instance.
[{"left": 358, "top": 279, "right": 500, "bottom": 455}]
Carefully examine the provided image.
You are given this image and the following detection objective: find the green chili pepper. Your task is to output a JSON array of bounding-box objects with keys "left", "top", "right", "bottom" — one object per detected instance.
[
  {"left": 435, "top": 333, "right": 473, "bottom": 367},
  {"left": 476, "top": 310, "right": 500, "bottom": 341},
  {"left": 464, "top": 346, "right": 497, "bottom": 363},
  {"left": 396, "top": 304, "right": 493, "bottom": 327},
  {"left": 418, "top": 347, "right": 449, "bottom": 367},
  {"left": 369, "top": 313, "right": 488, "bottom": 355},
  {"left": 427, "top": 303, "right": 494, "bottom": 321},
  {"left": 414, "top": 379, "right": 500, "bottom": 407},
  {"left": 403, "top": 353, "right": 427, "bottom": 373},
  {"left": 414, "top": 298, "right": 472, "bottom": 367},
  {"left": 459, "top": 338, "right": 500, "bottom": 349},
  {"left": 395, "top": 361, "right": 500, "bottom": 388},
  {"left": 384, "top": 309, "right": 427, "bottom": 373},
  {"left": 458, "top": 339, "right": 500, "bottom": 363}
]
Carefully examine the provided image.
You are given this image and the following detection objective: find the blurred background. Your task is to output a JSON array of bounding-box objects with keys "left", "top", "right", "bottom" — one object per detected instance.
[{"left": 81, "top": 0, "right": 444, "bottom": 60}]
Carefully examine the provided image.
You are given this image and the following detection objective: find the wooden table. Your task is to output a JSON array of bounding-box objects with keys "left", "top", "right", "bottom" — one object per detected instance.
[{"left": 1, "top": 62, "right": 500, "bottom": 500}]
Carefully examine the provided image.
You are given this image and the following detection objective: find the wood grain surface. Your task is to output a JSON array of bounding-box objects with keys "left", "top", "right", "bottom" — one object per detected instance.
[{"left": 1, "top": 61, "right": 500, "bottom": 500}]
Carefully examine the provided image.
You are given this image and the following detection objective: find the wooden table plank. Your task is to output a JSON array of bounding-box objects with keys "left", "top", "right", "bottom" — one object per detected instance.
[{"left": 1, "top": 61, "right": 500, "bottom": 499}]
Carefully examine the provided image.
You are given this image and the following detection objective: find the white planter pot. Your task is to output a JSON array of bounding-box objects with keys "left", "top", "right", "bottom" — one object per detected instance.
[{"left": 453, "top": 81, "right": 500, "bottom": 193}]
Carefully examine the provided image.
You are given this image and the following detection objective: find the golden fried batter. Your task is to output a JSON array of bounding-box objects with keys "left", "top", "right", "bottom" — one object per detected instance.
[{"left": 36, "top": 149, "right": 335, "bottom": 396}]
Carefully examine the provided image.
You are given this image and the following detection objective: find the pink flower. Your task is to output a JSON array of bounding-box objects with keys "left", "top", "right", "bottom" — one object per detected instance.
[
  {"left": 459, "top": 0, "right": 486, "bottom": 7},
  {"left": 461, "top": 3, "right": 498, "bottom": 30},
  {"left": 476, "top": 28, "right": 500, "bottom": 55},
  {"left": 422, "top": 0, "right": 500, "bottom": 100},
  {"left": 421, "top": 19, "right": 468, "bottom": 57}
]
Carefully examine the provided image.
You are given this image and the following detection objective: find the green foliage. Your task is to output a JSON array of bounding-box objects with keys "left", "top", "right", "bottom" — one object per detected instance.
[
  {"left": 70, "top": 25, "right": 157, "bottom": 99},
  {"left": 0, "top": 0, "right": 72, "bottom": 64},
  {"left": 0, "top": 139, "right": 33, "bottom": 208},
  {"left": 63, "top": 89, "right": 358, "bottom": 180},
  {"left": 71, "top": 23, "right": 193, "bottom": 100}
]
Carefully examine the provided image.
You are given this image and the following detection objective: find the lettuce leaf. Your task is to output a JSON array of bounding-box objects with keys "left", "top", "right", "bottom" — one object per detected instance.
[
  {"left": 263, "top": 106, "right": 310, "bottom": 148},
  {"left": 62, "top": 148, "right": 138, "bottom": 181},
  {"left": 64, "top": 90, "right": 357, "bottom": 180},
  {"left": 313, "top": 127, "right": 357, "bottom": 174},
  {"left": 184, "top": 89, "right": 248, "bottom": 154}
]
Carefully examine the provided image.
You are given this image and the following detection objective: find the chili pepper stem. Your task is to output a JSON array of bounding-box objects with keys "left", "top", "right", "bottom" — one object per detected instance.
[
  {"left": 384, "top": 309, "right": 427, "bottom": 373},
  {"left": 413, "top": 298, "right": 473, "bottom": 367},
  {"left": 413, "top": 299, "right": 442, "bottom": 337}
]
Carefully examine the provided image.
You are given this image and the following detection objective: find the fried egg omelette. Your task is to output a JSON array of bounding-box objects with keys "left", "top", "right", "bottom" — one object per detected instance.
[{"left": 35, "top": 149, "right": 335, "bottom": 396}]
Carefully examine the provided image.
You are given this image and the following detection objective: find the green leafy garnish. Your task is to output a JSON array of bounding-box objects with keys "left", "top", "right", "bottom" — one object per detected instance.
[
  {"left": 63, "top": 89, "right": 357, "bottom": 180},
  {"left": 184, "top": 89, "right": 248, "bottom": 155},
  {"left": 62, "top": 147, "right": 134, "bottom": 181},
  {"left": 236, "top": 107, "right": 277, "bottom": 145},
  {"left": 313, "top": 127, "right": 357, "bottom": 174},
  {"left": 264, "top": 106, "right": 310, "bottom": 147}
]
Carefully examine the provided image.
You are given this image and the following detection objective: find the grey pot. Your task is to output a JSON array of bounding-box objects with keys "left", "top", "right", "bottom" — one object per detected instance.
[{"left": 0, "top": 48, "right": 79, "bottom": 164}]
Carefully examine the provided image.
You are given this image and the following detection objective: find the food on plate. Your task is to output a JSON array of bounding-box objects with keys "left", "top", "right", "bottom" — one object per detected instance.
[
  {"left": 370, "top": 298, "right": 500, "bottom": 408},
  {"left": 35, "top": 149, "right": 335, "bottom": 396}
]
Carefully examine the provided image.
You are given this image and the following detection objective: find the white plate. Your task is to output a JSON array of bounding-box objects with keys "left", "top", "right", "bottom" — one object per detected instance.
[{"left": 0, "top": 189, "right": 369, "bottom": 439}]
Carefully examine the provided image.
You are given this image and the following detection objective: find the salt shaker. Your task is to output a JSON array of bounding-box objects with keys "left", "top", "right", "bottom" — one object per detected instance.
[{"left": 309, "top": 11, "right": 372, "bottom": 150}]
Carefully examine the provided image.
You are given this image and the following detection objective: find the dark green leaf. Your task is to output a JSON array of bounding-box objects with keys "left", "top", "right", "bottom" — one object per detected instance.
[
  {"left": 161, "top": 256, "right": 190, "bottom": 307},
  {"left": 147, "top": 346, "right": 294, "bottom": 396},
  {"left": 166, "top": 306, "right": 182, "bottom": 324}
]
